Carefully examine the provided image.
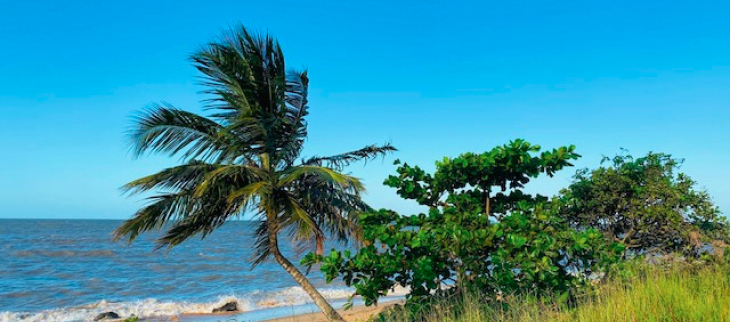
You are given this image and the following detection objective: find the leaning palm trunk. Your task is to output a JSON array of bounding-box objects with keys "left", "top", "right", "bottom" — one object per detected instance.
[
  {"left": 268, "top": 227, "right": 346, "bottom": 322},
  {"left": 113, "top": 25, "right": 395, "bottom": 322}
]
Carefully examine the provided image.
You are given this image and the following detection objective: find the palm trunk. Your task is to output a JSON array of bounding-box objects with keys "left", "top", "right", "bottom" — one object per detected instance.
[
  {"left": 268, "top": 227, "right": 346, "bottom": 322},
  {"left": 316, "top": 234, "right": 325, "bottom": 256}
]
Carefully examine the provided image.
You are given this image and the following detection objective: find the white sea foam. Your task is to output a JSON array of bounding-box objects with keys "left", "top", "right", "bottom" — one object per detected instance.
[
  {"left": 251, "top": 285, "right": 409, "bottom": 308},
  {"left": 0, "top": 296, "right": 251, "bottom": 322},
  {"left": 0, "top": 285, "right": 399, "bottom": 322}
]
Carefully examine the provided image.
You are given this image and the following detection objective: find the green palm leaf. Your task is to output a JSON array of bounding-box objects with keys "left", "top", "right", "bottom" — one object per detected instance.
[
  {"left": 303, "top": 143, "right": 397, "bottom": 170},
  {"left": 122, "top": 160, "right": 219, "bottom": 194},
  {"left": 278, "top": 165, "right": 363, "bottom": 190}
]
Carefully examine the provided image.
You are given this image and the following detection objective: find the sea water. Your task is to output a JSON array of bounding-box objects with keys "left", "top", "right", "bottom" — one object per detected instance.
[{"left": 0, "top": 219, "right": 402, "bottom": 322}]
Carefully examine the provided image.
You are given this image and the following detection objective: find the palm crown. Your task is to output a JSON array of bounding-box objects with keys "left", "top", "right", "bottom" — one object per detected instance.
[{"left": 114, "top": 26, "right": 395, "bottom": 269}]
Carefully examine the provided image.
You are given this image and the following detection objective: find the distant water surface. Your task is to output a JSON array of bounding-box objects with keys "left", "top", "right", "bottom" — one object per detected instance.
[{"left": 0, "top": 219, "right": 386, "bottom": 322}]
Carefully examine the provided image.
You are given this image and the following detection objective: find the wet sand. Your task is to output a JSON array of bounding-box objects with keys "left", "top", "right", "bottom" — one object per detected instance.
[
  {"left": 176, "top": 299, "right": 403, "bottom": 322},
  {"left": 261, "top": 302, "right": 401, "bottom": 322}
]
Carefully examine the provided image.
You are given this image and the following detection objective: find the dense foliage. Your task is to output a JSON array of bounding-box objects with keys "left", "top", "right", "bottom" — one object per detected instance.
[
  {"left": 304, "top": 140, "right": 624, "bottom": 307},
  {"left": 384, "top": 139, "right": 580, "bottom": 218},
  {"left": 559, "top": 153, "right": 729, "bottom": 255}
]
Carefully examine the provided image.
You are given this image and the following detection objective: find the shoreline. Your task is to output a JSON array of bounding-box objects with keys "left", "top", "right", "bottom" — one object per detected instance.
[
  {"left": 177, "top": 300, "right": 403, "bottom": 322},
  {"left": 0, "top": 292, "right": 405, "bottom": 322},
  {"left": 260, "top": 301, "right": 401, "bottom": 322}
]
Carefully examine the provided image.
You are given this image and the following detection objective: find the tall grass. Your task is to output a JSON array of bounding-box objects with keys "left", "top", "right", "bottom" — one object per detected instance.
[{"left": 377, "top": 264, "right": 730, "bottom": 322}]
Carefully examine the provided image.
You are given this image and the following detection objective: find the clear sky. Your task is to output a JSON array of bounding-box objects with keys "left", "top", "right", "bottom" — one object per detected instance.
[{"left": 1, "top": 0, "right": 729, "bottom": 219}]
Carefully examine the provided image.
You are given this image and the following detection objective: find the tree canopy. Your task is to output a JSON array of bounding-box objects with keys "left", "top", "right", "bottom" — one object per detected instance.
[
  {"left": 305, "top": 140, "right": 623, "bottom": 308},
  {"left": 384, "top": 139, "right": 580, "bottom": 217},
  {"left": 559, "top": 152, "right": 729, "bottom": 255}
]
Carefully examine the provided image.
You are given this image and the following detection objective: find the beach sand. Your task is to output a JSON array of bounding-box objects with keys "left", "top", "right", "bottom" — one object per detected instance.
[
  {"left": 261, "top": 302, "right": 401, "bottom": 322},
  {"left": 176, "top": 300, "right": 403, "bottom": 322}
]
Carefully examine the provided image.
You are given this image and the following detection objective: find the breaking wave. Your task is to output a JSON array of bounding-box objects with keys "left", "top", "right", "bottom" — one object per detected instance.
[{"left": 0, "top": 286, "right": 408, "bottom": 322}]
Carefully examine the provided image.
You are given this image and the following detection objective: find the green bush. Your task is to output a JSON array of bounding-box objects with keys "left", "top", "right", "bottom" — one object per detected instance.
[
  {"left": 559, "top": 152, "right": 729, "bottom": 255},
  {"left": 306, "top": 202, "right": 623, "bottom": 307},
  {"left": 304, "top": 140, "right": 623, "bottom": 309}
]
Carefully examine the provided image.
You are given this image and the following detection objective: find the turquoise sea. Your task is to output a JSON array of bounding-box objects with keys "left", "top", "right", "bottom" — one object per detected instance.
[{"left": 0, "top": 219, "right": 402, "bottom": 322}]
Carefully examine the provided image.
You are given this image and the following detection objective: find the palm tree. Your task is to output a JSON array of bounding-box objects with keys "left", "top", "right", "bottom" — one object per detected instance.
[{"left": 113, "top": 25, "right": 395, "bottom": 322}]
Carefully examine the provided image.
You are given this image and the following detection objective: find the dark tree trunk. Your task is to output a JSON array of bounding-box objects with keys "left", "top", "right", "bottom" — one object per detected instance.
[
  {"left": 485, "top": 191, "right": 491, "bottom": 216},
  {"left": 316, "top": 234, "right": 325, "bottom": 256}
]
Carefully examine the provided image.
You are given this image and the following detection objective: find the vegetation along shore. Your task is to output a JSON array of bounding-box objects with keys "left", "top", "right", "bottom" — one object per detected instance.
[{"left": 109, "top": 24, "right": 729, "bottom": 322}]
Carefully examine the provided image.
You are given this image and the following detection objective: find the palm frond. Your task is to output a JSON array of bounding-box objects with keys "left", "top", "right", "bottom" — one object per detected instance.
[
  {"left": 251, "top": 218, "right": 272, "bottom": 266},
  {"left": 122, "top": 160, "right": 220, "bottom": 195},
  {"left": 278, "top": 165, "right": 363, "bottom": 191},
  {"left": 226, "top": 181, "right": 267, "bottom": 211},
  {"left": 281, "top": 192, "right": 318, "bottom": 235},
  {"left": 193, "top": 164, "right": 263, "bottom": 198},
  {"left": 280, "top": 191, "right": 327, "bottom": 256},
  {"left": 156, "top": 203, "right": 234, "bottom": 249},
  {"left": 291, "top": 175, "right": 369, "bottom": 244},
  {"left": 193, "top": 26, "right": 287, "bottom": 117},
  {"left": 155, "top": 177, "right": 245, "bottom": 248},
  {"left": 303, "top": 143, "right": 397, "bottom": 170},
  {"left": 285, "top": 70, "right": 309, "bottom": 115},
  {"left": 192, "top": 33, "right": 257, "bottom": 116},
  {"left": 129, "top": 104, "right": 241, "bottom": 161},
  {"left": 113, "top": 192, "right": 193, "bottom": 243},
  {"left": 277, "top": 70, "right": 309, "bottom": 165}
]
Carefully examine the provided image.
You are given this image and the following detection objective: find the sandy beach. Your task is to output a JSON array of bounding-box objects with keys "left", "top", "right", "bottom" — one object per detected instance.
[
  {"left": 261, "top": 302, "right": 400, "bottom": 322},
  {"left": 175, "top": 299, "right": 403, "bottom": 322}
]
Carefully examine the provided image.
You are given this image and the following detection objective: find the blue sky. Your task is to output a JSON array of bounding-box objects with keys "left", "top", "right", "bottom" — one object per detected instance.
[{"left": 1, "top": 0, "right": 729, "bottom": 219}]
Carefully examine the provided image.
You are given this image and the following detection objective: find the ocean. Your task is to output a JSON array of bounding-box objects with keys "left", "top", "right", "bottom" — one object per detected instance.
[{"left": 0, "top": 219, "right": 400, "bottom": 322}]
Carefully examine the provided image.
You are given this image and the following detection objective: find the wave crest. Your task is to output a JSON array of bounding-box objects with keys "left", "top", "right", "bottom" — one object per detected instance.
[{"left": 0, "top": 286, "right": 366, "bottom": 322}]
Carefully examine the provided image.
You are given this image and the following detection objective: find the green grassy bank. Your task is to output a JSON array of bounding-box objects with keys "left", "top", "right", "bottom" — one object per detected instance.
[{"left": 377, "top": 263, "right": 730, "bottom": 322}]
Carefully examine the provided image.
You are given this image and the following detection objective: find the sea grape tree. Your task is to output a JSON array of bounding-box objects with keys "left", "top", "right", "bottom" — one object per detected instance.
[
  {"left": 304, "top": 140, "right": 623, "bottom": 307},
  {"left": 384, "top": 139, "right": 580, "bottom": 218},
  {"left": 559, "top": 152, "right": 729, "bottom": 256}
]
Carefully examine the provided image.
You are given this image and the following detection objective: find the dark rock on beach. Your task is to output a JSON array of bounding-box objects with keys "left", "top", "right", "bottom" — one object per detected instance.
[
  {"left": 212, "top": 301, "right": 238, "bottom": 313},
  {"left": 94, "top": 312, "right": 120, "bottom": 321}
]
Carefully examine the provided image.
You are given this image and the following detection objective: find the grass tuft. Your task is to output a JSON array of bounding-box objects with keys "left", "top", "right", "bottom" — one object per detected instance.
[{"left": 376, "top": 264, "right": 730, "bottom": 322}]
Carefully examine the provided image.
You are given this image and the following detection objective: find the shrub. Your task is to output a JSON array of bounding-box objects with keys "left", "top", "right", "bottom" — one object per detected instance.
[
  {"left": 559, "top": 152, "right": 729, "bottom": 256},
  {"left": 304, "top": 140, "right": 623, "bottom": 309}
]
